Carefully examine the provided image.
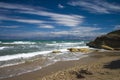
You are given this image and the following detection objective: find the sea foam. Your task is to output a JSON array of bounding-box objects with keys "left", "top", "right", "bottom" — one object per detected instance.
[
  {"left": 0, "top": 46, "right": 13, "bottom": 50},
  {"left": 0, "top": 51, "right": 51, "bottom": 61},
  {"left": 2, "top": 41, "right": 36, "bottom": 44}
]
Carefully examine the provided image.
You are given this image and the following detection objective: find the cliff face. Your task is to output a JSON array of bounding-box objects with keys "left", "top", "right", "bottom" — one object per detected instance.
[{"left": 87, "top": 30, "right": 120, "bottom": 50}]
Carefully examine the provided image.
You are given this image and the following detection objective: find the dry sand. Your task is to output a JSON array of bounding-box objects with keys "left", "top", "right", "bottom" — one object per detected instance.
[
  {"left": 1, "top": 51, "right": 120, "bottom": 80},
  {"left": 40, "top": 51, "right": 120, "bottom": 80}
]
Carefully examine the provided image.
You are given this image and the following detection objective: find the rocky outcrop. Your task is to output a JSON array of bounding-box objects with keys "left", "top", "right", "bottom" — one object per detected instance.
[
  {"left": 67, "top": 48, "right": 90, "bottom": 53},
  {"left": 68, "top": 48, "right": 79, "bottom": 52},
  {"left": 52, "top": 50, "right": 61, "bottom": 53},
  {"left": 87, "top": 30, "right": 120, "bottom": 50},
  {"left": 101, "top": 45, "right": 114, "bottom": 50}
]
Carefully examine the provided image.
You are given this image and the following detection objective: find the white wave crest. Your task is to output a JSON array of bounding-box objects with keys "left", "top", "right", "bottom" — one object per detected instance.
[
  {"left": 0, "top": 47, "right": 6, "bottom": 50},
  {"left": 0, "top": 45, "right": 89, "bottom": 61},
  {"left": 46, "top": 41, "right": 84, "bottom": 46},
  {"left": 2, "top": 41, "right": 36, "bottom": 44},
  {"left": 0, "top": 50, "right": 51, "bottom": 61},
  {"left": 0, "top": 46, "right": 13, "bottom": 50}
]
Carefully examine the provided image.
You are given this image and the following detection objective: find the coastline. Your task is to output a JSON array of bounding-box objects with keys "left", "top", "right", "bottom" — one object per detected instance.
[
  {"left": 0, "top": 50, "right": 120, "bottom": 80},
  {"left": 0, "top": 51, "right": 96, "bottom": 80},
  {"left": 40, "top": 51, "right": 120, "bottom": 80}
]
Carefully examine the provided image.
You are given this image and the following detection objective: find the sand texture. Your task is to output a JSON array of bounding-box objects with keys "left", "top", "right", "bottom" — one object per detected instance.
[
  {"left": 39, "top": 51, "right": 120, "bottom": 80},
  {"left": 1, "top": 51, "right": 120, "bottom": 80}
]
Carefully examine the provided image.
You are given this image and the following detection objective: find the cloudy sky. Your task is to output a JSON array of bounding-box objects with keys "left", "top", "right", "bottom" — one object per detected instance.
[{"left": 0, "top": 0, "right": 120, "bottom": 39}]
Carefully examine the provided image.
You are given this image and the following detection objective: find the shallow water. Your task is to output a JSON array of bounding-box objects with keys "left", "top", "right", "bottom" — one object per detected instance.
[{"left": 0, "top": 40, "right": 90, "bottom": 79}]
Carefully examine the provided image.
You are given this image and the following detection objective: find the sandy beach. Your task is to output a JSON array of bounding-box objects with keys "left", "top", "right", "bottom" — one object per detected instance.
[
  {"left": 40, "top": 51, "right": 120, "bottom": 80},
  {"left": 0, "top": 0, "right": 120, "bottom": 79},
  {"left": 0, "top": 50, "right": 120, "bottom": 80}
]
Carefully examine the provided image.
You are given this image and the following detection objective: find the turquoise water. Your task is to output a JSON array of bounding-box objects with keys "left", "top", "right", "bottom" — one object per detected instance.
[
  {"left": 0, "top": 40, "right": 90, "bottom": 79},
  {"left": 0, "top": 40, "right": 89, "bottom": 56},
  {"left": 0, "top": 40, "right": 89, "bottom": 66}
]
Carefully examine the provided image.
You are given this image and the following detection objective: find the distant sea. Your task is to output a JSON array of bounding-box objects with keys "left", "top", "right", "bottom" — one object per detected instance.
[{"left": 0, "top": 40, "right": 90, "bottom": 79}]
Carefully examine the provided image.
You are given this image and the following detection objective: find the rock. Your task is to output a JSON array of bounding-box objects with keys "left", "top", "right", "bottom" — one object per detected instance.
[
  {"left": 78, "top": 48, "right": 90, "bottom": 53},
  {"left": 67, "top": 48, "right": 79, "bottom": 52},
  {"left": 52, "top": 50, "right": 61, "bottom": 53},
  {"left": 114, "top": 48, "right": 120, "bottom": 50},
  {"left": 101, "top": 45, "right": 114, "bottom": 50},
  {"left": 79, "top": 69, "right": 93, "bottom": 75},
  {"left": 67, "top": 48, "right": 90, "bottom": 53},
  {"left": 87, "top": 30, "right": 120, "bottom": 50}
]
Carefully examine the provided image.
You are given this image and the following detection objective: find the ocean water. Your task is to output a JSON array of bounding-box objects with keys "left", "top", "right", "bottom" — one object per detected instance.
[{"left": 0, "top": 40, "right": 90, "bottom": 79}]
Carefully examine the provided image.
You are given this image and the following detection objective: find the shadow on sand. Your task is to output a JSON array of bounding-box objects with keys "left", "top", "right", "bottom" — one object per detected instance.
[
  {"left": 104, "top": 59, "right": 120, "bottom": 69},
  {"left": 70, "top": 69, "right": 92, "bottom": 79}
]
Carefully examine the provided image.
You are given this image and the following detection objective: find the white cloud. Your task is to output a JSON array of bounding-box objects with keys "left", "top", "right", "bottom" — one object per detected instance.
[
  {"left": 114, "top": 25, "right": 120, "bottom": 30},
  {"left": 0, "top": 16, "right": 44, "bottom": 24},
  {"left": 58, "top": 4, "right": 64, "bottom": 9},
  {"left": 0, "top": 16, "right": 55, "bottom": 29},
  {"left": 50, "top": 26, "right": 102, "bottom": 37},
  {"left": 39, "top": 24, "right": 54, "bottom": 29},
  {"left": 19, "top": 10, "right": 84, "bottom": 27},
  {"left": 0, "top": 26, "right": 103, "bottom": 38},
  {"left": 0, "top": 2, "right": 84, "bottom": 27},
  {"left": 0, "top": 2, "right": 40, "bottom": 11},
  {"left": 0, "top": 2, "right": 104, "bottom": 38},
  {"left": 50, "top": 14, "right": 83, "bottom": 27},
  {"left": 0, "top": 26, "right": 19, "bottom": 28},
  {"left": 68, "top": 0, "right": 120, "bottom": 14},
  {"left": 13, "top": 19, "right": 44, "bottom": 24}
]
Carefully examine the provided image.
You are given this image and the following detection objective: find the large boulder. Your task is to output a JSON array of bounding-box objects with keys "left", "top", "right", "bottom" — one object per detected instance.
[
  {"left": 67, "top": 48, "right": 79, "bottom": 52},
  {"left": 87, "top": 30, "right": 120, "bottom": 50},
  {"left": 78, "top": 48, "right": 90, "bottom": 53},
  {"left": 67, "top": 48, "right": 90, "bottom": 53}
]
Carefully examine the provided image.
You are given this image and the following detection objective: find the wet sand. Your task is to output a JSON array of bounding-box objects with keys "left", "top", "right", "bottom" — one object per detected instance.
[{"left": 1, "top": 51, "right": 120, "bottom": 80}]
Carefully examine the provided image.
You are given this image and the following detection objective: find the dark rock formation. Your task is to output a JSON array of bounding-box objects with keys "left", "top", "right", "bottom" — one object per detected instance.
[
  {"left": 104, "top": 59, "right": 120, "bottom": 69},
  {"left": 87, "top": 30, "right": 120, "bottom": 50},
  {"left": 52, "top": 50, "right": 61, "bottom": 53}
]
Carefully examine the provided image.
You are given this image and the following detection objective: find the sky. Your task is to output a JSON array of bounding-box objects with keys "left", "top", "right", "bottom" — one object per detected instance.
[{"left": 0, "top": 0, "right": 120, "bottom": 40}]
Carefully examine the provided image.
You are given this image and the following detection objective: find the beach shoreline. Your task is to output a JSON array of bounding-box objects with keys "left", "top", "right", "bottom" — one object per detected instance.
[
  {"left": 0, "top": 50, "right": 120, "bottom": 80},
  {"left": 0, "top": 50, "right": 96, "bottom": 80}
]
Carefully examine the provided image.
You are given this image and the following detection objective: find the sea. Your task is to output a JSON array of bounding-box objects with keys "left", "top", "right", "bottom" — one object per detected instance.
[{"left": 0, "top": 40, "right": 90, "bottom": 79}]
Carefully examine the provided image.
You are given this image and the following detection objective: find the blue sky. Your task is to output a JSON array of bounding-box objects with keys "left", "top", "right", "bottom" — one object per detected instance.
[{"left": 0, "top": 0, "right": 120, "bottom": 39}]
